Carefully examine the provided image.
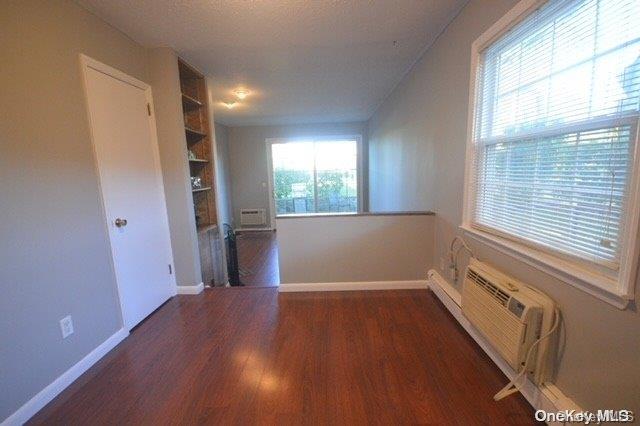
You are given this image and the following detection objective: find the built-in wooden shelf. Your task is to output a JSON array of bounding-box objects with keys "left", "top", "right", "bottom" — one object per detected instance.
[
  {"left": 179, "top": 57, "right": 222, "bottom": 286},
  {"left": 196, "top": 223, "right": 218, "bottom": 233},
  {"left": 189, "top": 158, "right": 209, "bottom": 164},
  {"left": 182, "top": 93, "right": 203, "bottom": 110},
  {"left": 192, "top": 186, "right": 212, "bottom": 193},
  {"left": 185, "top": 126, "right": 207, "bottom": 140}
]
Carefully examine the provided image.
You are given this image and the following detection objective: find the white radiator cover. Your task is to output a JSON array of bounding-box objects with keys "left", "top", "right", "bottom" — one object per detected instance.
[{"left": 240, "top": 208, "right": 266, "bottom": 226}]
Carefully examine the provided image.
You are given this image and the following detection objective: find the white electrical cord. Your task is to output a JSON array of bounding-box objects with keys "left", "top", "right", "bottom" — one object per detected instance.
[
  {"left": 493, "top": 307, "right": 561, "bottom": 401},
  {"left": 449, "top": 236, "right": 476, "bottom": 282},
  {"left": 449, "top": 236, "right": 474, "bottom": 261}
]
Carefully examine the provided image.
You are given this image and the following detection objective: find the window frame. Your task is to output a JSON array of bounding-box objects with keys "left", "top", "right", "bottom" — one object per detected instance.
[
  {"left": 462, "top": 0, "right": 640, "bottom": 309},
  {"left": 266, "top": 135, "right": 364, "bottom": 223}
]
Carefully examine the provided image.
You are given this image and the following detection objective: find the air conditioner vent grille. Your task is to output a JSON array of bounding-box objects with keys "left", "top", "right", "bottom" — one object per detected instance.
[
  {"left": 460, "top": 259, "right": 555, "bottom": 384},
  {"left": 240, "top": 208, "right": 266, "bottom": 226},
  {"left": 467, "top": 269, "right": 510, "bottom": 306}
]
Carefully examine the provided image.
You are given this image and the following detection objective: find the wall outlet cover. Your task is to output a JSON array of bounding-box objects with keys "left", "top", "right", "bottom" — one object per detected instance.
[{"left": 60, "top": 315, "right": 74, "bottom": 339}]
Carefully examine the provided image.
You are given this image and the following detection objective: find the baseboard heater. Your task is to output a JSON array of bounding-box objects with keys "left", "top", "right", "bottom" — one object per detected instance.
[{"left": 428, "top": 260, "right": 564, "bottom": 404}]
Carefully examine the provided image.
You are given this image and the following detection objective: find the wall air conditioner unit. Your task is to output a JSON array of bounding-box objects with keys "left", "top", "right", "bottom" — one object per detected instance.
[
  {"left": 240, "top": 208, "right": 266, "bottom": 226},
  {"left": 461, "top": 259, "right": 556, "bottom": 385}
]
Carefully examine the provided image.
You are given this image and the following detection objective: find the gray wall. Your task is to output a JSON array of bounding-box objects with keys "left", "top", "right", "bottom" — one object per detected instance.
[
  {"left": 226, "top": 122, "right": 368, "bottom": 227},
  {"left": 0, "top": 0, "right": 149, "bottom": 420},
  {"left": 367, "top": 0, "right": 640, "bottom": 412},
  {"left": 213, "top": 123, "right": 234, "bottom": 228},
  {"left": 277, "top": 214, "right": 433, "bottom": 284},
  {"left": 368, "top": 83, "right": 436, "bottom": 211},
  {"left": 148, "top": 47, "right": 202, "bottom": 287}
]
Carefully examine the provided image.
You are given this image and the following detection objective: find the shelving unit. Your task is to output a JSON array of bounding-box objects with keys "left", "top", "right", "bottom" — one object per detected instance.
[
  {"left": 185, "top": 126, "right": 207, "bottom": 140},
  {"left": 192, "top": 186, "right": 212, "bottom": 193},
  {"left": 181, "top": 93, "right": 203, "bottom": 110},
  {"left": 177, "top": 58, "right": 224, "bottom": 287},
  {"left": 178, "top": 59, "right": 217, "bottom": 230}
]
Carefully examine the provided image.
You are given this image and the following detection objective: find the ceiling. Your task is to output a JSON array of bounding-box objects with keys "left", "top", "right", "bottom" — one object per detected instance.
[{"left": 77, "top": 0, "right": 467, "bottom": 126}]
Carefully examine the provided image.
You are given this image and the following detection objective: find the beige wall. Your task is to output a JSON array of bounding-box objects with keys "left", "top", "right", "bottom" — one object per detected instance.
[
  {"left": 277, "top": 214, "right": 433, "bottom": 284},
  {"left": 226, "top": 122, "right": 368, "bottom": 227},
  {"left": 147, "top": 47, "right": 202, "bottom": 287},
  {"left": 0, "top": 0, "right": 150, "bottom": 420},
  {"left": 367, "top": 0, "right": 640, "bottom": 412}
]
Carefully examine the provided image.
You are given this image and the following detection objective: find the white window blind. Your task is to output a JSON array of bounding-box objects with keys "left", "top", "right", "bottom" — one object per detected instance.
[{"left": 472, "top": 0, "right": 640, "bottom": 269}]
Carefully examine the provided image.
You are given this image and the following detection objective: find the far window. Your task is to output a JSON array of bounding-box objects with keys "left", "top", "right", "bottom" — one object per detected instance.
[
  {"left": 465, "top": 0, "right": 640, "bottom": 302},
  {"left": 270, "top": 138, "right": 360, "bottom": 215}
]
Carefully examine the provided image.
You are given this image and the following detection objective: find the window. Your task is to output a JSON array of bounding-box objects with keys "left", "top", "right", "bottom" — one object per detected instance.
[
  {"left": 269, "top": 138, "right": 360, "bottom": 215},
  {"left": 464, "top": 0, "right": 640, "bottom": 306}
]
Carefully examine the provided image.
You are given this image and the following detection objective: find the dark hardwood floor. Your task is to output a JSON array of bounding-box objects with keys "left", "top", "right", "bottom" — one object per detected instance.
[
  {"left": 30, "top": 288, "right": 536, "bottom": 425},
  {"left": 236, "top": 231, "right": 279, "bottom": 287}
]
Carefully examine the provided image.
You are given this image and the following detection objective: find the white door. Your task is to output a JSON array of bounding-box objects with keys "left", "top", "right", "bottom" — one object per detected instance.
[{"left": 81, "top": 55, "right": 176, "bottom": 330}]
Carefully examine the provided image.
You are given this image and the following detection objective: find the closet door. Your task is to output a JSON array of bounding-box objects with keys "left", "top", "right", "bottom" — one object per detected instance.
[{"left": 82, "top": 55, "right": 176, "bottom": 330}]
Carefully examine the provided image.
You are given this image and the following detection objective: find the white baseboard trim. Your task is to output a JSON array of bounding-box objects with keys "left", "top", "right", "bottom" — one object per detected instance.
[
  {"left": 176, "top": 282, "right": 204, "bottom": 295},
  {"left": 426, "top": 269, "right": 581, "bottom": 417},
  {"left": 279, "top": 280, "right": 428, "bottom": 292},
  {"left": 2, "top": 328, "right": 128, "bottom": 426}
]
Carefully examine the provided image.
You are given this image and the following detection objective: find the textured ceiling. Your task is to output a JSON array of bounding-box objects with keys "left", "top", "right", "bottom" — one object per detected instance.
[{"left": 76, "top": 0, "right": 467, "bottom": 126}]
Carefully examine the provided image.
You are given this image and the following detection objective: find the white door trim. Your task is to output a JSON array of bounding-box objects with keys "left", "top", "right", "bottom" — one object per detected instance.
[
  {"left": 79, "top": 54, "right": 177, "bottom": 329},
  {"left": 81, "top": 54, "right": 149, "bottom": 91}
]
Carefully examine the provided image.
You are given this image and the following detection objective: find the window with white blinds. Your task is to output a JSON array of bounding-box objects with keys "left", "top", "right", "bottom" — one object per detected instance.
[{"left": 469, "top": 0, "right": 640, "bottom": 276}]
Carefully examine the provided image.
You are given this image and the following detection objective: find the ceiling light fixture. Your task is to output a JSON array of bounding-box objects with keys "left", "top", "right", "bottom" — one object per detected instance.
[
  {"left": 223, "top": 101, "right": 238, "bottom": 109},
  {"left": 234, "top": 89, "right": 249, "bottom": 100}
]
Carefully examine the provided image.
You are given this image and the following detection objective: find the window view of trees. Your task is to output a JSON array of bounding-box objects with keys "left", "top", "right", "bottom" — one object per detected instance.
[
  {"left": 473, "top": 0, "right": 640, "bottom": 266},
  {"left": 272, "top": 140, "right": 358, "bottom": 215}
]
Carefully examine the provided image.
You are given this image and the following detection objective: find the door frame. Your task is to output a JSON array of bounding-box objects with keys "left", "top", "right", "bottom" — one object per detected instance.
[
  {"left": 79, "top": 54, "right": 177, "bottom": 329},
  {"left": 265, "top": 135, "right": 364, "bottom": 229}
]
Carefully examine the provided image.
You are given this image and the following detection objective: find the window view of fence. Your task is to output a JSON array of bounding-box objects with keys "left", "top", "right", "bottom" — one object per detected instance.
[{"left": 272, "top": 139, "right": 358, "bottom": 215}]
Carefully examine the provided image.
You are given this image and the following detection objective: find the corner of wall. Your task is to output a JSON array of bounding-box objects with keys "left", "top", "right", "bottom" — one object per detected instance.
[{"left": 147, "top": 47, "right": 203, "bottom": 287}]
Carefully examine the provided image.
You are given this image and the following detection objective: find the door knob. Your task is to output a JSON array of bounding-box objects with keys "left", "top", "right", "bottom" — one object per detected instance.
[{"left": 115, "top": 218, "right": 128, "bottom": 228}]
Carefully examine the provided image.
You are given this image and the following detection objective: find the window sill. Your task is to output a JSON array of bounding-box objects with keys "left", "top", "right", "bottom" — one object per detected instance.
[{"left": 460, "top": 224, "right": 632, "bottom": 309}]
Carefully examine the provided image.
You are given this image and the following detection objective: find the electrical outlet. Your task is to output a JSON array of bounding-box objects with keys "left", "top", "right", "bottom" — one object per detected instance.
[{"left": 60, "top": 315, "right": 74, "bottom": 339}]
